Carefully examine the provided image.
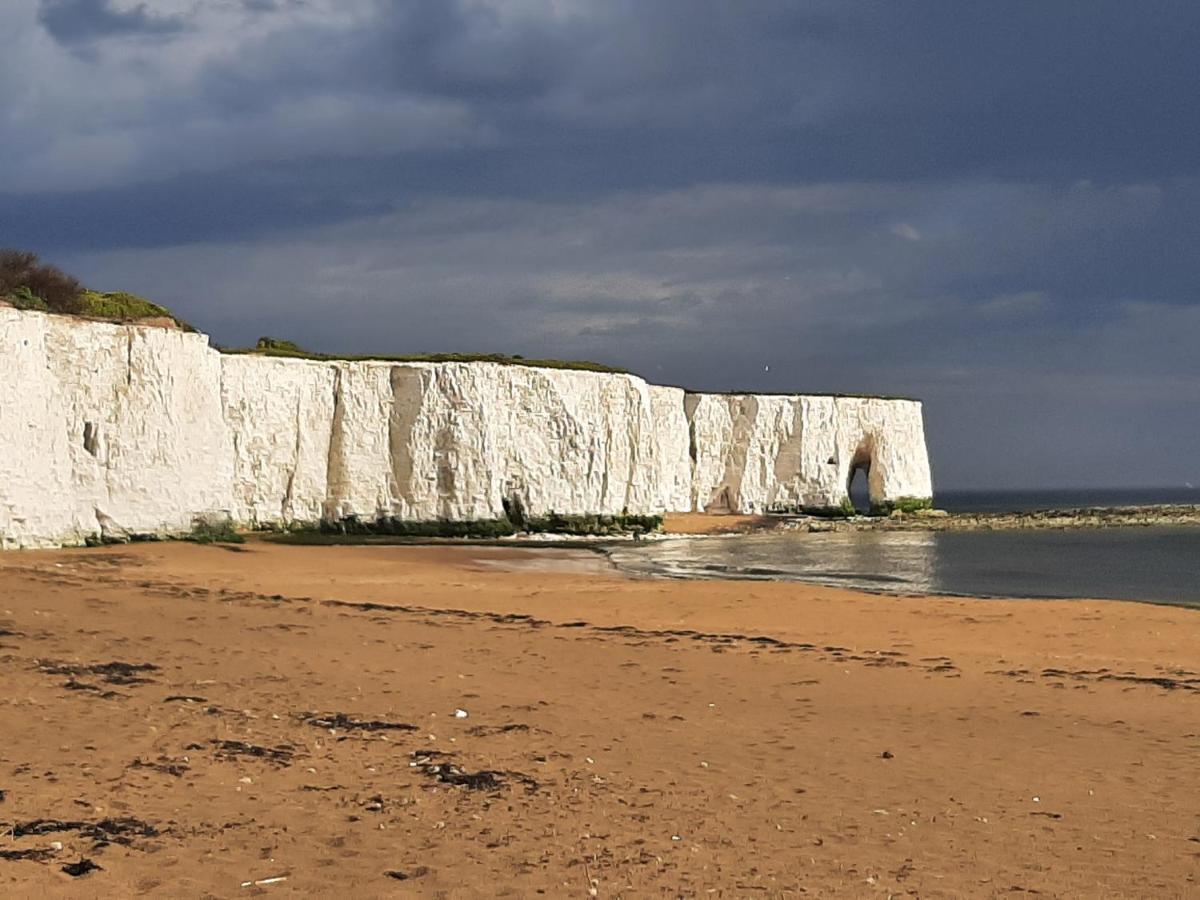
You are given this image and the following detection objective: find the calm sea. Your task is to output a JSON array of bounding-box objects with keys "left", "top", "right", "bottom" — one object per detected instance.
[
  {"left": 609, "top": 491, "right": 1200, "bottom": 608},
  {"left": 934, "top": 486, "right": 1200, "bottom": 514}
]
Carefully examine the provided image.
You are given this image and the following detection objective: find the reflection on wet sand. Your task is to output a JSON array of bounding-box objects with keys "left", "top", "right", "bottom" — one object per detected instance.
[{"left": 609, "top": 531, "right": 939, "bottom": 594}]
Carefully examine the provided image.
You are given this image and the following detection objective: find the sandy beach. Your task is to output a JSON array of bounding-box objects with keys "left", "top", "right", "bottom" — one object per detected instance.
[{"left": 1, "top": 539, "right": 1198, "bottom": 898}]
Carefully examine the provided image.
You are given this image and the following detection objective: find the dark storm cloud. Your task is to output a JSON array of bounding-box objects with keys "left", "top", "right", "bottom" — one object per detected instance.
[
  {"left": 37, "top": 0, "right": 188, "bottom": 44},
  {"left": 0, "top": 163, "right": 395, "bottom": 253},
  {"left": 3, "top": 0, "right": 1199, "bottom": 487},
  {"left": 240, "top": 0, "right": 300, "bottom": 12},
  {"left": 269, "top": 0, "right": 1198, "bottom": 181},
  {"left": 9, "top": 1, "right": 1199, "bottom": 225},
  {"left": 793, "top": 1, "right": 1200, "bottom": 180}
]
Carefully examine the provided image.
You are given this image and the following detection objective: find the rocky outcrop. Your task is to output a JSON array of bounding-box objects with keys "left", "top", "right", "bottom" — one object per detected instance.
[
  {"left": 797, "top": 504, "right": 1200, "bottom": 532},
  {"left": 0, "top": 308, "right": 933, "bottom": 547}
]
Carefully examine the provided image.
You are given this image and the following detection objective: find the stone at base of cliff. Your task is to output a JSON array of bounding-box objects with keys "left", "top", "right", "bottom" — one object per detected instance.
[{"left": 95, "top": 511, "right": 131, "bottom": 544}]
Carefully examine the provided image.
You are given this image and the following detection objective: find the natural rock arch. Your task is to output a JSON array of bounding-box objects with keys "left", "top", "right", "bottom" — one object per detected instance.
[{"left": 846, "top": 438, "right": 884, "bottom": 512}]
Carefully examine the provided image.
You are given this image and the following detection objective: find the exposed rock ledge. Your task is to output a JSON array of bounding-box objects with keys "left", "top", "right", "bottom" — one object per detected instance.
[
  {"left": 0, "top": 308, "right": 932, "bottom": 548},
  {"left": 779, "top": 505, "right": 1200, "bottom": 533}
]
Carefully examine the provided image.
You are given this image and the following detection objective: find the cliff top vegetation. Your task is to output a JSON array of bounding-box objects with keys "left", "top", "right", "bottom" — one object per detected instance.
[
  {"left": 0, "top": 249, "right": 914, "bottom": 394},
  {"left": 224, "top": 336, "right": 629, "bottom": 374},
  {"left": 0, "top": 250, "right": 626, "bottom": 374},
  {"left": 0, "top": 249, "right": 195, "bottom": 331}
]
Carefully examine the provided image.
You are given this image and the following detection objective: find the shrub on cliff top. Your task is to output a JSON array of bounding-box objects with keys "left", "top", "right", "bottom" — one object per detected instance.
[
  {"left": 255, "top": 336, "right": 310, "bottom": 354},
  {"left": 0, "top": 249, "right": 84, "bottom": 313},
  {"left": 1, "top": 249, "right": 194, "bottom": 329},
  {"left": 7, "top": 285, "right": 50, "bottom": 312}
]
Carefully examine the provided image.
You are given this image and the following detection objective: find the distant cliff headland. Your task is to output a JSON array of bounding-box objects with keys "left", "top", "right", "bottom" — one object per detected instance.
[{"left": 0, "top": 251, "right": 933, "bottom": 548}]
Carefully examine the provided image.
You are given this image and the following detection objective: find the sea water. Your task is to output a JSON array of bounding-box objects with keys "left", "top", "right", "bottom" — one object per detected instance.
[
  {"left": 935, "top": 486, "right": 1200, "bottom": 513},
  {"left": 607, "top": 527, "right": 1200, "bottom": 607}
]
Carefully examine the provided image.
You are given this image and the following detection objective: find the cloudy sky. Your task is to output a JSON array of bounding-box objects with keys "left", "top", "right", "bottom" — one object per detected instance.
[{"left": 4, "top": 1, "right": 1198, "bottom": 489}]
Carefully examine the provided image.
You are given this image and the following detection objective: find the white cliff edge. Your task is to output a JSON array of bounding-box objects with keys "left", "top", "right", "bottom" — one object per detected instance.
[{"left": 0, "top": 308, "right": 933, "bottom": 548}]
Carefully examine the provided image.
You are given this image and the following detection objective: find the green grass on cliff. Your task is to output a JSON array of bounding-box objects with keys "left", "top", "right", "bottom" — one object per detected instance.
[
  {"left": 78, "top": 291, "right": 197, "bottom": 331},
  {"left": 223, "top": 336, "right": 630, "bottom": 374},
  {"left": 80, "top": 290, "right": 170, "bottom": 321},
  {"left": 3, "top": 287, "right": 196, "bottom": 331}
]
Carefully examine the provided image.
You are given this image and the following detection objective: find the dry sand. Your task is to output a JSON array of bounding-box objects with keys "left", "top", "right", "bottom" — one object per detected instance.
[{"left": 1, "top": 539, "right": 1197, "bottom": 898}]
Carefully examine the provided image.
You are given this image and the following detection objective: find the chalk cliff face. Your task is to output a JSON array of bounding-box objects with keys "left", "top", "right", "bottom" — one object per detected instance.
[
  {"left": 318, "top": 361, "right": 679, "bottom": 524},
  {"left": 221, "top": 355, "right": 335, "bottom": 526},
  {"left": 0, "top": 310, "right": 232, "bottom": 548},
  {"left": 685, "top": 393, "right": 933, "bottom": 513},
  {"left": 0, "top": 308, "right": 933, "bottom": 548}
]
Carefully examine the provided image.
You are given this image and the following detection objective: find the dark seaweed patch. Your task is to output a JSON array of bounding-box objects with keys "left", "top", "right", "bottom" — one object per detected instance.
[
  {"left": 299, "top": 712, "right": 418, "bottom": 733},
  {"left": 130, "top": 756, "right": 190, "bottom": 777},
  {"left": 385, "top": 866, "right": 429, "bottom": 880},
  {"left": 37, "top": 660, "right": 158, "bottom": 686},
  {"left": 409, "top": 751, "right": 538, "bottom": 793},
  {"left": 62, "top": 680, "right": 125, "bottom": 699},
  {"left": 211, "top": 740, "right": 295, "bottom": 766},
  {"left": 8, "top": 817, "right": 157, "bottom": 846},
  {"left": 466, "top": 723, "right": 531, "bottom": 737},
  {"left": 0, "top": 848, "right": 57, "bottom": 862},
  {"left": 62, "top": 858, "right": 102, "bottom": 877},
  {"left": 1099, "top": 673, "right": 1200, "bottom": 691}
]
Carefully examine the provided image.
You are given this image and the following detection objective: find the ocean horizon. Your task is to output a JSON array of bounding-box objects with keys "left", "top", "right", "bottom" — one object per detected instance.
[{"left": 931, "top": 486, "right": 1200, "bottom": 514}]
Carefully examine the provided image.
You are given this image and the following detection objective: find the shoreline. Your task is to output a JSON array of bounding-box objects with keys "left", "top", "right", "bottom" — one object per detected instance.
[
  {"left": 603, "top": 530, "right": 1200, "bottom": 609},
  {"left": 255, "top": 514, "right": 1200, "bottom": 609},
  {"left": 604, "top": 555, "right": 1200, "bottom": 608},
  {"left": 5, "top": 537, "right": 1198, "bottom": 683}
]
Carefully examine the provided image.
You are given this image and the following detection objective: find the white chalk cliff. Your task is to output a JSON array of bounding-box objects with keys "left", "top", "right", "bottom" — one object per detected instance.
[{"left": 0, "top": 308, "right": 933, "bottom": 548}]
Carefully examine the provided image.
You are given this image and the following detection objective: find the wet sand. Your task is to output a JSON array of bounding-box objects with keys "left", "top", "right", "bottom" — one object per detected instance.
[
  {"left": 663, "top": 513, "right": 776, "bottom": 534},
  {"left": 1, "top": 540, "right": 1197, "bottom": 897}
]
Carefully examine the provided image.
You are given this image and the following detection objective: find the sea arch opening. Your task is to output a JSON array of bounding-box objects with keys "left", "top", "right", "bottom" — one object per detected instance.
[{"left": 846, "top": 441, "right": 876, "bottom": 514}]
